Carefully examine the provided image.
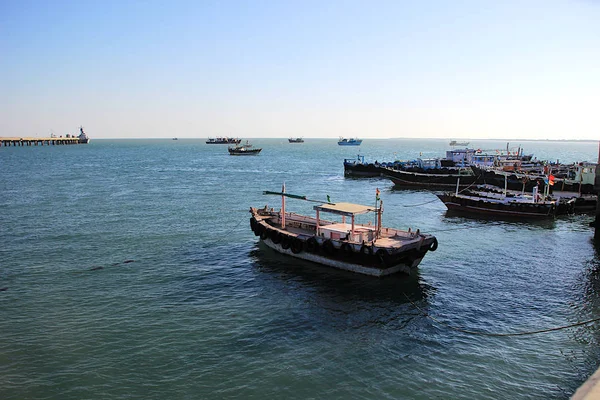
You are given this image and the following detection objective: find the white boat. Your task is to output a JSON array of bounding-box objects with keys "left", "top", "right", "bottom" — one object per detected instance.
[
  {"left": 338, "top": 137, "right": 362, "bottom": 146},
  {"left": 250, "top": 186, "right": 438, "bottom": 277}
]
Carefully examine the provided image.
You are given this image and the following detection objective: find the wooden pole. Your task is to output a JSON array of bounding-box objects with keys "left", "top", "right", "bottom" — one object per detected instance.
[
  {"left": 281, "top": 183, "right": 286, "bottom": 229},
  {"left": 594, "top": 142, "right": 600, "bottom": 240}
]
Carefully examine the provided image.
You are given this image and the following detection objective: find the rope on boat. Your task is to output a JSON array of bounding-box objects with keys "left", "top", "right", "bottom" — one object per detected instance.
[
  {"left": 400, "top": 172, "right": 484, "bottom": 208},
  {"left": 401, "top": 198, "right": 440, "bottom": 207},
  {"left": 403, "top": 293, "right": 600, "bottom": 337}
]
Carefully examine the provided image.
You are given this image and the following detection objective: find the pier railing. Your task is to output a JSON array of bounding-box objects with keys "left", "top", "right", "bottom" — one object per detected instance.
[{"left": 0, "top": 137, "right": 83, "bottom": 146}]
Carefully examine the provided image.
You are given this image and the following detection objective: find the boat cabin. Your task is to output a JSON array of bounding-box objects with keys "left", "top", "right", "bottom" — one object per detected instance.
[{"left": 313, "top": 202, "right": 378, "bottom": 243}]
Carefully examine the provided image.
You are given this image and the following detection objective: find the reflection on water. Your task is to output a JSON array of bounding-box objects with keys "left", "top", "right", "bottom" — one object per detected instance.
[
  {"left": 249, "top": 244, "right": 432, "bottom": 303},
  {"left": 249, "top": 244, "right": 434, "bottom": 332}
]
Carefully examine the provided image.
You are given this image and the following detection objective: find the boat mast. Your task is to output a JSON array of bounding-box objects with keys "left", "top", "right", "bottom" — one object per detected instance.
[{"left": 281, "top": 183, "right": 286, "bottom": 229}]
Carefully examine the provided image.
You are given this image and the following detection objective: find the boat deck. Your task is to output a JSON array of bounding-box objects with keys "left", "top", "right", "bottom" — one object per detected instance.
[{"left": 267, "top": 215, "right": 423, "bottom": 248}]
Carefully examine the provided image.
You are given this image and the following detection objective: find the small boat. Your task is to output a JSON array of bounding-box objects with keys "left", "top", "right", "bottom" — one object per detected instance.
[
  {"left": 338, "top": 137, "right": 362, "bottom": 146},
  {"left": 449, "top": 140, "right": 469, "bottom": 146},
  {"left": 206, "top": 137, "right": 242, "bottom": 144},
  {"left": 228, "top": 141, "right": 262, "bottom": 155},
  {"left": 249, "top": 186, "right": 438, "bottom": 277},
  {"left": 172, "top": 138, "right": 178, "bottom": 140},
  {"left": 78, "top": 126, "right": 90, "bottom": 144},
  {"left": 288, "top": 138, "right": 304, "bottom": 143}
]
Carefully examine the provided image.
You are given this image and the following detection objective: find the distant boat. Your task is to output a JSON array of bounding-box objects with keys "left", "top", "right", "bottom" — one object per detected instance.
[
  {"left": 206, "top": 137, "right": 242, "bottom": 144},
  {"left": 338, "top": 137, "right": 362, "bottom": 146},
  {"left": 250, "top": 185, "right": 438, "bottom": 276},
  {"left": 228, "top": 141, "right": 262, "bottom": 155},
  {"left": 288, "top": 138, "right": 304, "bottom": 143},
  {"left": 449, "top": 140, "right": 469, "bottom": 146},
  {"left": 78, "top": 126, "right": 90, "bottom": 144},
  {"left": 172, "top": 138, "right": 178, "bottom": 140}
]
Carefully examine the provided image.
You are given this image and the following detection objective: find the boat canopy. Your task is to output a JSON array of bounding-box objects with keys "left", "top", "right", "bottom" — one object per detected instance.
[{"left": 314, "top": 202, "right": 375, "bottom": 216}]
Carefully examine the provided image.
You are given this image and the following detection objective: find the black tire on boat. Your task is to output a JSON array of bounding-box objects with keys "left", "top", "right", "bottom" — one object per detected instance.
[
  {"left": 429, "top": 237, "right": 438, "bottom": 252},
  {"left": 250, "top": 217, "right": 257, "bottom": 233},
  {"left": 271, "top": 230, "right": 282, "bottom": 244},
  {"left": 322, "top": 239, "right": 336, "bottom": 256},
  {"left": 260, "top": 228, "right": 269, "bottom": 240},
  {"left": 360, "top": 244, "right": 373, "bottom": 257},
  {"left": 376, "top": 249, "right": 391, "bottom": 268},
  {"left": 305, "top": 237, "right": 319, "bottom": 253},
  {"left": 291, "top": 238, "right": 303, "bottom": 254},
  {"left": 340, "top": 242, "right": 354, "bottom": 258},
  {"left": 281, "top": 235, "right": 291, "bottom": 250}
]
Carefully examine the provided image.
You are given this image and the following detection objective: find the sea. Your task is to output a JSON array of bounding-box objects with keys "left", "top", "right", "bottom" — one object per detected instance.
[{"left": 1, "top": 138, "right": 599, "bottom": 400}]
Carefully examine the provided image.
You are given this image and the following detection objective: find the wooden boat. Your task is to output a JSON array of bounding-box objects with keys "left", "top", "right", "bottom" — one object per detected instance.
[
  {"left": 338, "top": 137, "right": 362, "bottom": 146},
  {"left": 228, "top": 142, "right": 262, "bottom": 155},
  {"left": 472, "top": 163, "right": 597, "bottom": 195},
  {"left": 206, "top": 137, "right": 242, "bottom": 144},
  {"left": 437, "top": 183, "right": 561, "bottom": 219},
  {"left": 288, "top": 137, "right": 304, "bottom": 143},
  {"left": 249, "top": 186, "right": 438, "bottom": 277},
  {"left": 344, "top": 148, "right": 521, "bottom": 184},
  {"left": 387, "top": 167, "right": 481, "bottom": 188}
]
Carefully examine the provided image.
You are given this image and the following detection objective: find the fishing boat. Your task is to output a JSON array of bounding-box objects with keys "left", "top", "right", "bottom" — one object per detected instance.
[
  {"left": 338, "top": 137, "right": 362, "bottom": 146},
  {"left": 436, "top": 179, "right": 564, "bottom": 219},
  {"left": 472, "top": 162, "right": 597, "bottom": 195},
  {"left": 249, "top": 186, "right": 438, "bottom": 277},
  {"left": 449, "top": 140, "right": 469, "bottom": 146},
  {"left": 78, "top": 126, "right": 90, "bottom": 144},
  {"left": 388, "top": 167, "right": 481, "bottom": 188},
  {"left": 228, "top": 141, "right": 262, "bottom": 155},
  {"left": 288, "top": 137, "right": 304, "bottom": 143},
  {"left": 206, "top": 137, "right": 242, "bottom": 144}
]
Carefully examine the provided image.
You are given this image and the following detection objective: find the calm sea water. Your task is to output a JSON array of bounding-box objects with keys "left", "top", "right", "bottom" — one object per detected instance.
[{"left": 1, "top": 138, "right": 599, "bottom": 400}]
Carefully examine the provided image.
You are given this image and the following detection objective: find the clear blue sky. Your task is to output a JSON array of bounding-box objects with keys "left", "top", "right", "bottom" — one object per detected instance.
[{"left": 1, "top": 0, "right": 598, "bottom": 139}]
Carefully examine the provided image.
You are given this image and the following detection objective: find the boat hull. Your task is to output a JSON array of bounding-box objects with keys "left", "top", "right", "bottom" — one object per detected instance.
[
  {"left": 228, "top": 149, "right": 262, "bottom": 155},
  {"left": 437, "top": 193, "right": 556, "bottom": 219},
  {"left": 260, "top": 236, "right": 423, "bottom": 276},
  {"left": 387, "top": 169, "right": 481, "bottom": 188}
]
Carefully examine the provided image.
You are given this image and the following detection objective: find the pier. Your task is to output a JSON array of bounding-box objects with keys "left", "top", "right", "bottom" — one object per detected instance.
[{"left": 0, "top": 137, "right": 83, "bottom": 147}]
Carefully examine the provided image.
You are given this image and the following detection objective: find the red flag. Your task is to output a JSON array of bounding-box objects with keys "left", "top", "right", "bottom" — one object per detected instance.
[{"left": 549, "top": 175, "right": 555, "bottom": 186}]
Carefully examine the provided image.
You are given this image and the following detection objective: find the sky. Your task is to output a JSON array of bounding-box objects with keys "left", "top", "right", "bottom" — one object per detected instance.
[{"left": 1, "top": 0, "right": 599, "bottom": 140}]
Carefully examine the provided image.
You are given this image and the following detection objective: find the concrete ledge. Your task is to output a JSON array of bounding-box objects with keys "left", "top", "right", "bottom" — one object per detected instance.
[{"left": 572, "top": 367, "right": 600, "bottom": 400}]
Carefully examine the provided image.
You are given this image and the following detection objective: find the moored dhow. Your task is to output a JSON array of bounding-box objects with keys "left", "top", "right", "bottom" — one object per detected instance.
[
  {"left": 249, "top": 186, "right": 438, "bottom": 277},
  {"left": 437, "top": 183, "right": 561, "bottom": 219}
]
